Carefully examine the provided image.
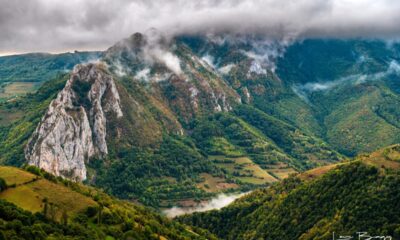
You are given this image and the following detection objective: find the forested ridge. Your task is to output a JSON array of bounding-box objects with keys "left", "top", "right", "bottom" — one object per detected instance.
[{"left": 178, "top": 145, "right": 400, "bottom": 239}]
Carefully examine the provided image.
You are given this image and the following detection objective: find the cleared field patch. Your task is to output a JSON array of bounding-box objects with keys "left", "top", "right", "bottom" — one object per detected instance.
[
  {"left": 299, "top": 145, "right": 400, "bottom": 181},
  {"left": 206, "top": 137, "right": 243, "bottom": 157},
  {"left": 238, "top": 161, "right": 277, "bottom": 183},
  {"left": 299, "top": 164, "right": 341, "bottom": 181},
  {"left": 197, "top": 173, "right": 238, "bottom": 192},
  {"left": 0, "top": 166, "right": 37, "bottom": 185},
  {"left": 238, "top": 177, "right": 267, "bottom": 185},
  {"left": 0, "top": 82, "right": 39, "bottom": 99},
  {"left": 0, "top": 185, "right": 43, "bottom": 212},
  {"left": 0, "top": 166, "right": 97, "bottom": 220},
  {"left": 28, "top": 179, "right": 97, "bottom": 218},
  {"left": 357, "top": 144, "right": 400, "bottom": 170},
  {"left": 268, "top": 168, "right": 297, "bottom": 179},
  {"left": 210, "top": 155, "right": 278, "bottom": 185},
  {"left": 363, "top": 158, "right": 400, "bottom": 170},
  {"left": 0, "top": 109, "right": 23, "bottom": 126}
]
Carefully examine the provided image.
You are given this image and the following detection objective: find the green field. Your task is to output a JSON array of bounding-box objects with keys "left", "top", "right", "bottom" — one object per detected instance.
[
  {"left": 197, "top": 173, "right": 239, "bottom": 192},
  {"left": 0, "top": 166, "right": 216, "bottom": 239},
  {"left": 0, "top": 166, "right": 37, "bottom": 185},
  {"left": 0, "top": 82, "right": 39, "bottom": 100},
  {"left": 0, "top": 166, "right": 97, "bottom": 219},
  {"left": 210, "top": 155, "right": 281, "bottom": 185}
]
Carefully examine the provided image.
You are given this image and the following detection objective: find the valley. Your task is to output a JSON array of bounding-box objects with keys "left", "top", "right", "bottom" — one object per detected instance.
[
  {"left": 0, "top": 32, "right": 399, "bottom": 239},
  {"left": 1, "top": 1, "right": 400, "bottom": 239},
  {"left": 178, "top": 144, "right": 400, "bottom": 240},
  {"left": 1, "top": 34, "right": 399, "bottom": 210},
  {"left": 0, "top": 0, "right": 400, "bottom": 240}
]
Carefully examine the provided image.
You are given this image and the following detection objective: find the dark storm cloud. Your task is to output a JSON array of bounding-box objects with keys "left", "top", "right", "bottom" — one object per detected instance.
[{"left": 1, "top": 0, "right": 400, "bottom": 55}]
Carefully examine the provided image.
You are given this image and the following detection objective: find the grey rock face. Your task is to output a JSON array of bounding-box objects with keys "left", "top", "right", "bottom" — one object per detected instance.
[{"left": 25, "top": 63, "right": 122, "bottom": 181}]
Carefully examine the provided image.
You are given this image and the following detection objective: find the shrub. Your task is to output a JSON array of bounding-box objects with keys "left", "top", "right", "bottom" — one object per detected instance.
[{"left": 0, "top": 178, "right": 7, "bottom": 191}]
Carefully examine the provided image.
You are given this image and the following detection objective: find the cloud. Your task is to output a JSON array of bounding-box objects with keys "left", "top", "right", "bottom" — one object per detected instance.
[
  {"left": 102, "top": 29, "right": 182, "bottom": 78},
  {"left": 131, "top": 30, "right": 183, "bottom": 75},
  {"left": 153, "top": 49, "right": 182, "bottom": 75},
  {"left": 134, "top": 68, "right": 150, "bottom": 80},
  {"left": 201, "top": 54, "right": 216, "bottom": 69},
  {"left": 1, "top": 0, "right": 400, "bottom": 54},
  {"left": 162, "top": 192, "right": 247, "bottom": 218},
  {"left": 292, "top": 60, "right": 400, "bottom": 101},
  {"left": 248, "top": 60, "right": 267, "bottom": 76},
  {"left": 218, "top": 64, "right": 235, "bottom": 75}
]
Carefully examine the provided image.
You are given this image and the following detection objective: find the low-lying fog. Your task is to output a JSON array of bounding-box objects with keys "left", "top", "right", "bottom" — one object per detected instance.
[{"left": 163, "top": 192, "right": 248, "bottom": 218}]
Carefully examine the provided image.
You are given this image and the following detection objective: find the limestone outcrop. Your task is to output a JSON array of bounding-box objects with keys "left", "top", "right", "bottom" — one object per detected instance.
[{"left": 25, "top": 63, "right": 122, "bottom": 181}]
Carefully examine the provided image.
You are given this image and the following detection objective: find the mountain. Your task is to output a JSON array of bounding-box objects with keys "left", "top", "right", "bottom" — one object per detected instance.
[
  {"left": 0, "top": 51, "right": 102, "bottom": 102},
  {"left": 1, "top": 33, "right": 400, "bottom": 208},
  {"left": 0, "top": 165, "right": 216, "bottom": 239},
  {"left": 276, "top": 40, "right": 400, "bottom": 155},
  {"left": 178, "top": 144, "right": 400, "bottom": 240},
  {"left": 181, "top": 37, "right": 400, "bottom": 156}
]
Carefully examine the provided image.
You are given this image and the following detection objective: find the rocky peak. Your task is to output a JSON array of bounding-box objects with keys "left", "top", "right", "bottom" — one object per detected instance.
[{"left": 25, "top": 63, "right": 122, "bottom": 181}]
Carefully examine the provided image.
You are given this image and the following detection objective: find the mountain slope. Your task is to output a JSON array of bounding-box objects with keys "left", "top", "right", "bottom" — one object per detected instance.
[
  {"left": 0, "top": 51, "right": 102, "bottom": 102},
  {"left": 178, "top": 145, "right": 400, "bottom": 240},
  {"left": 276, "top": 39, "right": 400, "bottom": 155},
  {"left": 4, "top": 33, "right": 400, "bottom": 209},
  {"left": 0, "top": 165, "right": 216, "bottom": 240},
  {"left": 180, "top": 36, "right": 400, "bottom": 156},
  {"left": 0, "top": 33, "right": 343, "bottom": 208},
  {"left": 0, "top": 75, "right": 68, "bottom": 165}
]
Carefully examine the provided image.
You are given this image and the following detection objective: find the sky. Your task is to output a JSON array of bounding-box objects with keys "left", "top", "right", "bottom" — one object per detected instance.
[{"left": 1, "top": 0, "right": 400, "bottom": 55}]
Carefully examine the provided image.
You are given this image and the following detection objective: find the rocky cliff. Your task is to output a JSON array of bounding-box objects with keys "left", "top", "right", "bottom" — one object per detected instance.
[
  {"left": 25, "top": 63, "right": 122, "bottom": 181},
  {"left": 23, "top": 33, "right": 244, "bottom": 183}
]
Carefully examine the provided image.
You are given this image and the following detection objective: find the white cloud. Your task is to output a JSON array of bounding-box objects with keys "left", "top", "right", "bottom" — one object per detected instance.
[
  {"left": 134, "top": 68, "right": 150, "bottom": 80},
  {"left": 218, "top": 64, "right": 235, "bottom": 75},
  {"left": 292, "top": 60, "right": 400, "bottom": 101},
  {"left": 156, "top": 50, "right": 182, "bottom": 75},
  {"left": 248, "top": 60, "right": 267, "bottom": 76},
  {"left": 201, "top": 54, "right": 215, "bottom": 69},
  {"left": 1, "top": 0, "right": 400, "bottom": 54}
]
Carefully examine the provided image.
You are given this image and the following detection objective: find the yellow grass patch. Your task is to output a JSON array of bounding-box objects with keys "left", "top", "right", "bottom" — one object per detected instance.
[
  {"left": 299, "top": 164, "right": 341, "bottom": 181},
  {"left": 0, "top": 166, "right": 37, "bottom": 185},
  {"left": 0, "top": 185, "right": 43, "bottom": 212},
  {"left": 28, "top": 179, "right": 97, "bottom": 217},
  {"left": 197, "top": 173, "right": 238, "bottom": 192},
  {"left": 0, "top": 166, "right": 97, "bottom": 220},
  {"left": 210, "top": 155, "right": 278, "bottom": 185},
  {"left": 357, "top": 144, "right": 400, "bottom": 170},
  {"left": 268, "top": 168, "right": 297, "bottom": 179}
]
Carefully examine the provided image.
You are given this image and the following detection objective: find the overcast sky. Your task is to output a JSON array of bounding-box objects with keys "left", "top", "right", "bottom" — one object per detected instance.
[{"left": 1, "top": 0, "right": 399, "bottom": 55}]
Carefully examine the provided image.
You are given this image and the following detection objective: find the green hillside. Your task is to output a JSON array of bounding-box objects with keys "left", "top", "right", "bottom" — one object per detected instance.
[
  {"left": 178, "top": 145, "right": 400, "bottom": 240},
  {"left": 0, "top": 166, "right": 216, "bottom": 240},
  {"left": 0, "top": 74, "right": 68, "bottom": 164},
  {"left": 180, "top": 37, "right": 400, "bottom": 156},
  {"left": 275, "top": 39, "right": 400, "bottom": 155},
  {"left": 1, "top": 35, "right": 400, "bottom": 210},
  {"left": 0, "top": 52, "right": 101, "bottom": 102}
]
